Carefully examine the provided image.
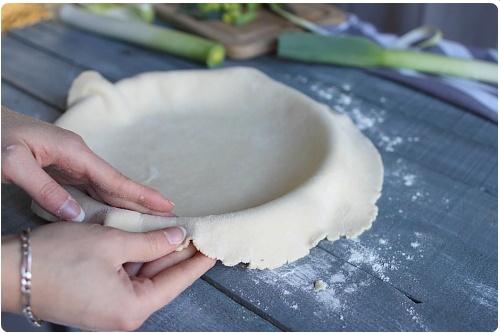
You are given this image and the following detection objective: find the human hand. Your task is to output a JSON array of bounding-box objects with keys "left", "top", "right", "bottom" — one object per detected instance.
[
  {"left": 1, "top": 222, "right": 215, "bottom": 331},
  {"left": 1, "top": 107, "right": 174, "bottom": 222}
]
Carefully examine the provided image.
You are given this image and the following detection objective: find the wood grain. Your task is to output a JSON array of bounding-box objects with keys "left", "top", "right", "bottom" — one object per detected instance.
[{"left": 2, "top": 21, "right": 497, "bottom": 331}]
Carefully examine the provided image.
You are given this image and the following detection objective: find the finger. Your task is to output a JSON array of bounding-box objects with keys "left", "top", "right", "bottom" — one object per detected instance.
[
  {"left": 2, "top": 143, "right": 84, "bottom": 222},
  {"left": 116, "top": 226, "right": 186, "bottom": 263},
  {"left": 144, "top": 253, "right": 216, "bottom": 311},
  {"left": 83, "top": 152, "right": 175, "bottom": 214},
  {"left": 124, "top": 262, "right": 144, "bottom": 277},
  {"left": 101, "top": 194, "right": 176, "bottom": 217},
  {"left": 138, "top": 244, "right": 197, "bottom": 278}
]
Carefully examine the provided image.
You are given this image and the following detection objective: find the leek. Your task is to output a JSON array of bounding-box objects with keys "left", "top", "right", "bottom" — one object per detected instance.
[
  {"left": 278, "top": 32, "right": 498, "bottom": 83},
  {"left": 82, "top": 4, "right": 155, "bottom": 23},
  {"left": 59, "top": 5, "right": 225, "bottom": 68}
]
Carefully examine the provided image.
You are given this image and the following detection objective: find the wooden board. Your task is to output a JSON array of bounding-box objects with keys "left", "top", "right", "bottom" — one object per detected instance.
[
  {"left": 2, "top": 21, "right": 497, "bottom": 331},
  {"left": 154, "top": 4, "right": 346, "bottom": 59}
]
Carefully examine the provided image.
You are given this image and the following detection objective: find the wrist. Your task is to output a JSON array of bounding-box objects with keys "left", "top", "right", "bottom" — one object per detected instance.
[{"left": 1, "top": 235, "right": 22, "bottom": 313}]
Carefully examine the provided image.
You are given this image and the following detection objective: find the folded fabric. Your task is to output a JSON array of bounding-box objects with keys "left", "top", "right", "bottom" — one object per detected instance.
[{"left": 323, "top": 14, "right": 498, "bottom": 123}]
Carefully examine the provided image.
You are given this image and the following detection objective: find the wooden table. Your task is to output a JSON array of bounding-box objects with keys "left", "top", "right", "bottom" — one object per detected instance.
[{"left": 2, "top": 21, "right": 497, "bottom": 331}]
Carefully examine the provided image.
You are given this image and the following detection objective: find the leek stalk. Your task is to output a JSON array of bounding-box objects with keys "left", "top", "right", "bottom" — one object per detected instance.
[
  {"left": 278, "top": 32, "right": 498, "bottom": 83},
  {"left": 82, "top": 4, "right": 155, "bottom": 23},
  {"left": 59, "top": 5, "right": 225, "bottom": 68}
]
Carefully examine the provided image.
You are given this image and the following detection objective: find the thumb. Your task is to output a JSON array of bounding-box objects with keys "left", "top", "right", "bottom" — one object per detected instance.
[
  {"left": 116, "top": 227, "right": 187, "bottom": 263},
  {"left": 2, "top": 143, "right": 84, "bottom": 222}
]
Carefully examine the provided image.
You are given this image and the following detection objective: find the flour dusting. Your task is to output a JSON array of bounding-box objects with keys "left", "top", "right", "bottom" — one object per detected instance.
[
  {"left": 403, "top": 174, "right": 416, "bottom": 186},
  {"left": 249, "top": 250, "right": 376, "bottom": 316},
  {"left": 341, "top": 83, "right": 351, "bottom": 92},
  {"left": 274, "top": 73, "right": 435, "bottom": 327},
  {"left": 346, "top": 241, "right": 392, "bottom": 282},
  {"left": 379, "top": 135, "right": 403, "bottom": 152},
  {"left": 406, "top": 305, "right": 428, "bottom": 330},
  {"left": 287, "top": 74, "right": 424, "bottom": 158},
  {"left": 286, "top": 74, "right": 426, "bottom": 161}
]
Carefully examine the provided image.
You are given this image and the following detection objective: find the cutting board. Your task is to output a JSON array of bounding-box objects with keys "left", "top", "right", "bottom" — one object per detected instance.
[{"left": 154, "top": 4, "right": 346, "bottom": 59}]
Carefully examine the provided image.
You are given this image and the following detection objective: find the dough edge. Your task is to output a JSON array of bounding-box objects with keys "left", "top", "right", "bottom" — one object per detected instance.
[{"left": 38, "top": 67, "right": 384, "bottom": 270}]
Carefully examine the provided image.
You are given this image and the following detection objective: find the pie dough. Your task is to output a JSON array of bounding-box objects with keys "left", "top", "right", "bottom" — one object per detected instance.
[{"left": 33, "top": 67, "right": 383, "bottom": 269}]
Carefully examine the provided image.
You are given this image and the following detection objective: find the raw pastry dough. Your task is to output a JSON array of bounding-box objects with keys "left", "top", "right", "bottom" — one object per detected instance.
[{"left": 34, "top": 67, "right": 383, "bottom": 269}]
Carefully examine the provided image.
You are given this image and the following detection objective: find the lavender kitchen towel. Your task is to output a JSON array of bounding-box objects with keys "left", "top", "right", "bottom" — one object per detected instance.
[{"left": 323, "top": 15, "right": 498, "bottom": 122}]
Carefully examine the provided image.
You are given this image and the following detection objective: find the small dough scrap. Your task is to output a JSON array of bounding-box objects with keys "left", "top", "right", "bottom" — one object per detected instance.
[
  {"left": 314, "top": 279, "right": 328, "bottom": 291},
  {"left": 32, "top": 67, "right": 384, "bottom": 269}
]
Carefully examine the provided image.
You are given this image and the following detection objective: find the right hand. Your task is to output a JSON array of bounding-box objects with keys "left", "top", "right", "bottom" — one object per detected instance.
[{"left": 1, "top": 222, "right": 215, "bottom": 331}]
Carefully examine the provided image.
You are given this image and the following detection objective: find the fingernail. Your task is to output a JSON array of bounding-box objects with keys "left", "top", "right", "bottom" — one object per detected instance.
[
  {"left": 164, "top": 211, "right": 177, "bottom": 218},
  {"left": 164, "top": 227, "right": 186, "bottom": 245},
  {"left": 153, "top": 211, "right": 177, "bottom": 217},
  {"left": 57, "top": 197, "right": 85, "bottom": 222},
  {"left": 168, "top": 199, "right": 175, "bottom": 207}
]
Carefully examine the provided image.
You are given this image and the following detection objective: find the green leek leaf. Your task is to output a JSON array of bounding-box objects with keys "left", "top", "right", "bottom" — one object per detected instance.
[{"left": 278, "top": 32, "right": 498, "bottom": 83}]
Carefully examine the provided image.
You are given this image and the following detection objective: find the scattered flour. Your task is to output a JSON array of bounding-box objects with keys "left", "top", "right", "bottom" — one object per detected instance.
[
  {"left": 349, "top": 108, "right": 386, "bottom": 130},
  {"left": 379, "top": 135, "right": 403, "bottom": 152},
  {"left": 407, "top": 305, "right": 428, "bottom": 330},
  {"left": 287, "top": 74, "right": 426, "bottom": 159},
  {"left": 309, "top": 83, "right": 336, "bottom": 100},
  {"left": 403, "top": 174, "right": 416, "bottom": 186},
  {"left": 347, "top": 242, "right": 392, "bottom": 282},
  {"left": 407, "top": 136, "right": 420, "bottom": 143},
  {"left": 411, "top": 191, "right": 424, "bottom": 202},
  {"left": 388, "top": 161, "right": 415, "bottom": 185},
  {"left": 378, "top": 239, "right": 388, "bottom": 245},
  {"left": 249, "top": 249, "right": 377, "bottom": 317},
  {"left": 410, "top": 242, "right": 420, "bottom": 248},
  {"left": 338, "top": 93, "right": 352, "bottom": 106}
]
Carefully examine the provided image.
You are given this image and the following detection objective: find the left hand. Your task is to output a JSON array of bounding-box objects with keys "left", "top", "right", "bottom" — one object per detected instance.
[{"left": 1, "top": 107, "right": 175, "bottom": 222}]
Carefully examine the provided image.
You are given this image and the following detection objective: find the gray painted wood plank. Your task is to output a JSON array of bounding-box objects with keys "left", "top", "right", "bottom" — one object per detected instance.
[
  {"left": 6, "top": 23, "right": 496, "bottom": 197},
  {"left": 319, "top": 154, "right": 497, "bottom": 331},
  {"left": 1, "top": 27, "right": 440, "bottom": 331},
  {"left": 205, "top": 248, "right": 430, "bottom": 331},
  {"left": 140, "top": 279, "right": 279, "bottom": 332},
  {"left": 235, "top": 59, "right": 497, "bottom": 195},
  {"left": 2, "top": 36, "right": 83, "bottom": 109},
  {"left": 3, "top": 26, "right": 496, "bottom": 198},
  {"left": 9, "top": 21, "right": 196, "bottom": 80},
  {"left": 1, "top": 185, "right": 47, "bottom": 234},
  {"left": 1, "top": 82, "right": 278, "bottom": 332},
  {"left": 1, "top": 82, "right": 62, "bottom": 121},
  {"left": 241, "top": 57, "right": 497, "bottom": 149},
  {"left": 10, "top": 21, "right": 498, "bottom": 150},
  {"left": 2, "top": 23, "right": 497, "bottom": 331}
]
